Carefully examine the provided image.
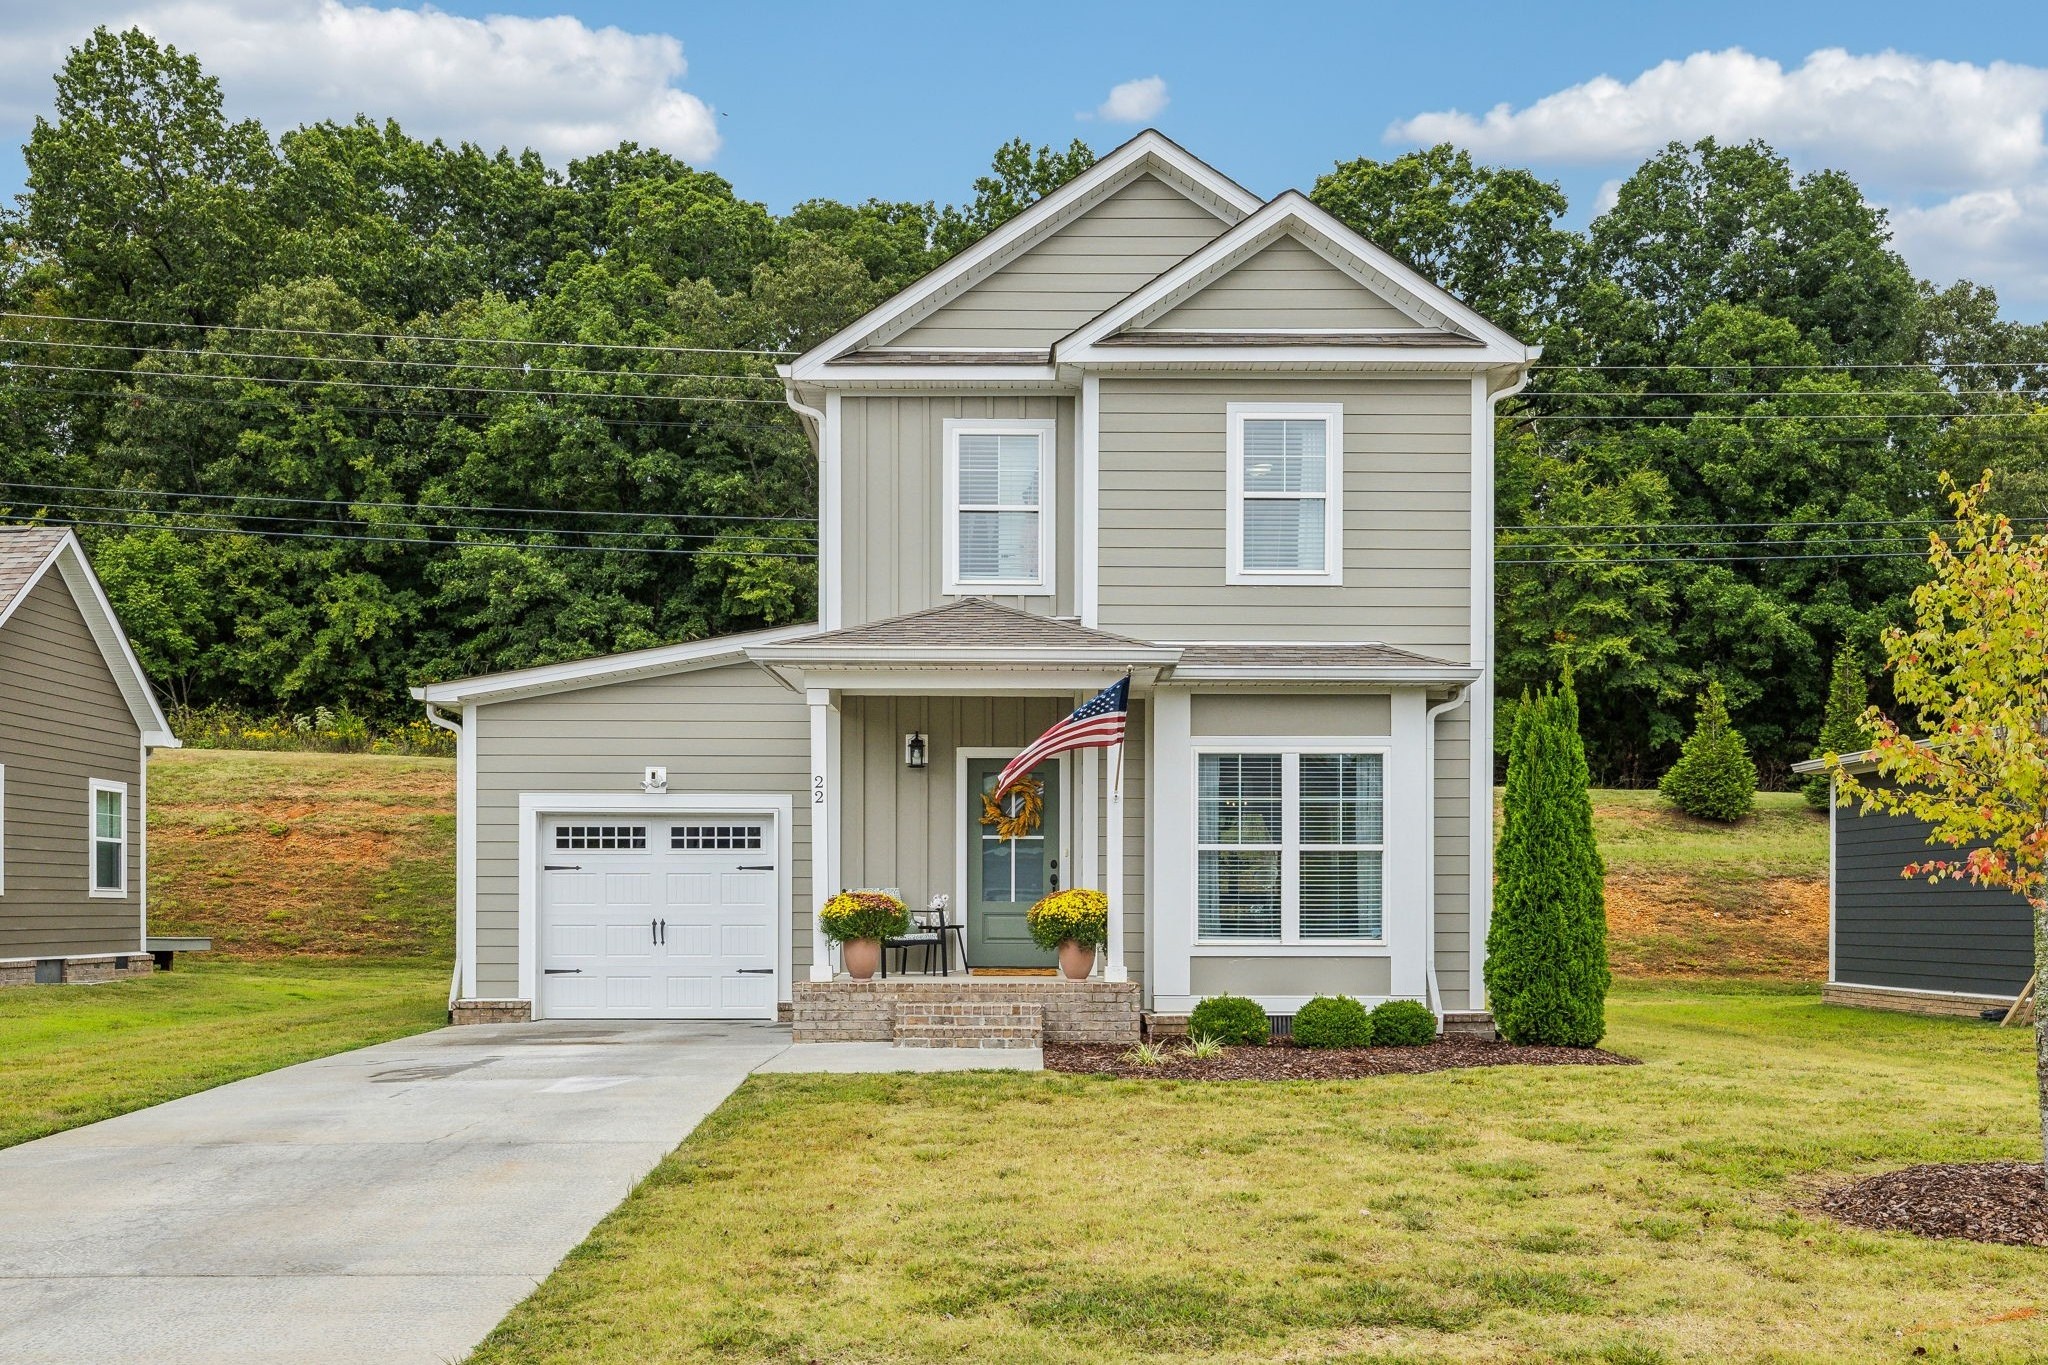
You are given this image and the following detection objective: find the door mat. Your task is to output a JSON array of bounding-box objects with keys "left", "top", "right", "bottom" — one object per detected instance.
[{"left": 969, "top": 967, "right": 1059, "bottom": 978}]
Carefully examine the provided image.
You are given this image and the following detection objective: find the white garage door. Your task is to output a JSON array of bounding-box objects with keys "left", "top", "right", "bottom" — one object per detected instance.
[{"left": 538, "top": 815, "right": 778, "bottom": 1019}]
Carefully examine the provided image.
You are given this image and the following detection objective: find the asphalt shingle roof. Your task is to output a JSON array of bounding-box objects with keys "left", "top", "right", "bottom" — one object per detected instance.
[
  {"left": 0, "top": 526, "right": 69, "bottom": 619},
  {"left": 786, "top": 597, "right": 1158, "bottom": 651},
  {"left": 1170, "top": 641, "right": 1466, "bottom": 670}
]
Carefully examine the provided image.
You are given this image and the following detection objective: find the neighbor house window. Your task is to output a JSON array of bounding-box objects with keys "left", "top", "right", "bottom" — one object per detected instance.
[
  {"left": 1196, "top": 750, "right": 1383, "bottom": 942},
  {"left": 944, "top": 417, "right": 1055, "bottom": 595},
  {"left": 89, "top": 779, "right": 127, "bottom": 896},
  {"left": 1226, "top": 402, "right": 1343, "bottom": 585}
]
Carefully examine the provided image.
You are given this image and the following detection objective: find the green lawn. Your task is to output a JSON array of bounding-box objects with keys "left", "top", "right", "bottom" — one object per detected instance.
[
  {"left": 1587, "top": 789, "right": 1828, "bottom": 884},
  {"left": 0, "top": 958, "right": 448, "bottom": 1149},
  {"left": 471, "top": 983, "right": 2046, "bottom": 1365}
]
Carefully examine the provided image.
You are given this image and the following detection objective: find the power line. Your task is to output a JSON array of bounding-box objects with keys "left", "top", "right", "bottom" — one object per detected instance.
[
  {"left": 1531, "top": 359, "right": 2048, "bottom": 372},
  {"left": 0, "top": 359, "right": 794, "bottom": 405},
  {"left": 1509, "top": 389, "right": 2035, "bottom": 401},
  {"left": 1508, "top": 411, "right": 2045, "bottom": 423},
  {"left": 1499, "top": 547, "right": 1930, "bottom": 566},
  {"left": 0, "top": 311, "right": 795, "bottom": 358},
  {"left": 15, "top": 513, "right": 818, "bottom": 559},
  {"left": 0, "top": 479, "right": 814, "bottom": 525}
]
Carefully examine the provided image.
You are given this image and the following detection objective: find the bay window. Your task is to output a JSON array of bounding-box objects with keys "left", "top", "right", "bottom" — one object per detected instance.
[{"left": 1197, "top": 749, "right": 1384, "bottom": 942}]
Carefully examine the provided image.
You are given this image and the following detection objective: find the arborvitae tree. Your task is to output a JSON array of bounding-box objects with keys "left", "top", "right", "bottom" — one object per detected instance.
[
  {"left": 1659, "top": 680, "right": 1758, "bottom": 822},
  {"left": 1487, "top": 678, "right": 1610, "bottom": 1047},
  {"left": 1803, "top": 649, "right": 1872, "bottom": 809}
]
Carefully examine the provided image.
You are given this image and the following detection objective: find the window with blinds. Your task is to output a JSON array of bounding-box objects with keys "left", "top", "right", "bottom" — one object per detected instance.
[
  {"left": 1195, "top": 750, "right": 1385, "bottom": 943},
  {"left": 946, "top": 420, "right": 1053, "bottom": 592},
  {"left": 1226, "top": 403, "right": 1343, "bottom": 585}
]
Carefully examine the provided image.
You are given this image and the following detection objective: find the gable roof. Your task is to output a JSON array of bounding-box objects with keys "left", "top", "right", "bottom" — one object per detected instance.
[
  {"left": 1056, "top": 191, "right": 1531, "bottom": 367},
  {"left": 783, "top": 131, "right": 1261, "bottom": 381},
  {"left": 0, "top": 525, "right": 179, "bottom": 747},
  {"left": 773, "top": 596, "right": 1157, "bottom": 652}
]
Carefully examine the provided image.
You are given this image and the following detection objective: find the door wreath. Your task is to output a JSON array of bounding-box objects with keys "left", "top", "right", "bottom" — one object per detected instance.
[{"left": 980, "top": 776, "right": 1044, "bottom": 841}]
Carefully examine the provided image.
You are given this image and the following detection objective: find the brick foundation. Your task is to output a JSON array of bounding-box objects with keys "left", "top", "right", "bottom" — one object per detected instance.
[
  {"left": 450, "top": 998, "right": 534, "bottom": 1025},
  {"left": 1440, "top": 1010, "right": 1497, "bottom": 1040},
  {"left": 1824, "top": 982, "right": 2019, "bottom": 1019},
  {"left": 793, "top": 978, "right": 1139, "bottom": 1045},
  {"left": 0, "top": 953, "right": 155, "bottom": 989}
]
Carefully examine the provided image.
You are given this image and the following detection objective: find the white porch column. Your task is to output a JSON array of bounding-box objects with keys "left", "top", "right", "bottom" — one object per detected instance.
[
  {"left": 807, "top": 687, "right": 840, "bottom": 982},
  {"left": 1386, "top": 690, "right": 1430, "bottom": 999},
  {"left": 1149, "top": 688, "right": 1193, "bottom": 1004},
  {"left": 1104, "top": 738, "right": 1127, "bottom": 982}
]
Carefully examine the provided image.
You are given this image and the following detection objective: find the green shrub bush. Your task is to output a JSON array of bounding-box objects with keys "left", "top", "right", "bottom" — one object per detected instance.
[
  {"left": 1188, "top": 994, "right": 1269, "bottom": 1046},
  {"left": 1291, "top": 995, "right": 1373, "bottom": 1048},
  {"left": 1659, "top": 680, "right": 1757, "bottom": 822},
  {"left": 1803, "top": 649, "right": 1871, "bottom": 810},
  {"left": 1486, "top": 678, "right": 1611, "bottom": 1048},
  {"left": 1369, "top": 999, "right": 1438, "bottom": 1047}
]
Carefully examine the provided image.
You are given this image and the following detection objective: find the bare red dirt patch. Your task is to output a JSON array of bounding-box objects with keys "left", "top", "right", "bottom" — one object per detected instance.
[{"left": 1606, "top": 873, "right": 1828, "bottom": 980}]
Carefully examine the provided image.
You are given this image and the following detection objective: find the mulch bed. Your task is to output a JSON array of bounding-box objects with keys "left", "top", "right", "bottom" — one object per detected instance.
[
  {"left": 1043, "top": 1036, "right": 1637, "bottom": 1081},
  {"left": 1816, "top": 1162, "right": 2048, "bottom": 1247}
]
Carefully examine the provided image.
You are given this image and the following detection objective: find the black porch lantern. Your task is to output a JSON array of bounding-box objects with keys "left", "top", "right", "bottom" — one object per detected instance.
[{"left": 904, "top": 732, "right": 929, "bottom": 769}]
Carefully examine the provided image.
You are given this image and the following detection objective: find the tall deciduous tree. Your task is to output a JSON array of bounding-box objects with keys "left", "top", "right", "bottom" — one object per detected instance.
[{"left": 1831, "top": 474, "right": 2048, "bottom": 1189}]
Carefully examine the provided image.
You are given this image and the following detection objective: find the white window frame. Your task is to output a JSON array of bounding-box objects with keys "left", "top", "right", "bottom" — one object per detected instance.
[
  {"left": 942, "top": 416, "right": 1057, "bottom": 596},
  {"left": 1192, "top": 744, "right": 1387, "bottom": 946},
  {"left": 1225, "top": 401, "right": 1344, "bottom": 586},
  {"left": 89, "top": 778, "right": 128, "bottom": 898}
]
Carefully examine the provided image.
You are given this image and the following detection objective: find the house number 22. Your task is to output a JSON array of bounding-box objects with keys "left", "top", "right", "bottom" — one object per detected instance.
[{"left": 813, "top": 775, "right": 825, "bottom": 805}]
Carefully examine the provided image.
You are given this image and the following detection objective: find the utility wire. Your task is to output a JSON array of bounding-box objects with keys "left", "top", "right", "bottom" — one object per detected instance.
[
  {"left": 0, "top": 359, "right": 794, "bottom": 405},
  {"left": 0, "top": 479, "right": 814, "bottom": 525},
  {"left": 0, "top": 335, "right": 786, "bottom": 384},
  {"left": 1531, "top": 359, "right": 2048, "bottom": 372},
  {"left": 16, "top": 513, "right": 818, "bottom": 559},
  {"left": 0, "top": 311, "right": 795, "bottom": 357}
]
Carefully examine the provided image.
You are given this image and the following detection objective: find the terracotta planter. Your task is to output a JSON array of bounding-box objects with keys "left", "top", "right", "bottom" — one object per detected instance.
[
  {"left": 841, "top": 937, "right": 882, "bottom": 981},
  {"left": 1057, "top": 939, "right": 1096, "bottom": 980}
]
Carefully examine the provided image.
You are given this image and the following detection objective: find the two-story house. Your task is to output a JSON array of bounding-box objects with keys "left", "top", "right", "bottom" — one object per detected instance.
[{"left": 415, "top": 132, "right": 1535, "bottom": 1042}]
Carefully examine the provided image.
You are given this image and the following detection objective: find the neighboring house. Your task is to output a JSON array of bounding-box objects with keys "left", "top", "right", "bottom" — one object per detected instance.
[
  {"left": 1794, "top": 751, "right": 2034, "bottom": 1018},
  {"left": 415, "top": 132, "right": 1535, "bottom": 1040},
  {"left": 0, "top": 526, "right": 181, "bottom": 987}
]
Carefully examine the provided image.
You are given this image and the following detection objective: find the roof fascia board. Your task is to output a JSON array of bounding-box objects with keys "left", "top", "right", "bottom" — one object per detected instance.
[
  {"left": 786, "top": 131, "right": 1259, "bottom": 380},
  {"left": 35, "top": 536, "right": 180, "bottom": 746},
  {"left": 1169, "top": 665, "right": 1483, "bottom": 684},
  {"left": 746, "top": 644, "right": 1182, "bottom": 666},
  {"left": 1066, "top": 345, "right": 1519, "bottom": 367},
  {"left": 414, "top": 622, "right": 819, "bottom": 706},
  {"left": 794, "top": 363, "right": 1062, "bottom": 387}
]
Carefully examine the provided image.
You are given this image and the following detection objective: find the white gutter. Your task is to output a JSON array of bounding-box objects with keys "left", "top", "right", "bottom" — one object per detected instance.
[
  {"left": 1423, "top": 684, "right": 1472, "bottom": 1019},
  {"left": 423, "top": 703, "right": 465, "bottom": 1012}
]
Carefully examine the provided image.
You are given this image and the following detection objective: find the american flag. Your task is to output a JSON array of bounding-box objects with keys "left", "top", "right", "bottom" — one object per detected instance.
[{"left": 994, "top": 676, "right": 1130, "bottom": 797}]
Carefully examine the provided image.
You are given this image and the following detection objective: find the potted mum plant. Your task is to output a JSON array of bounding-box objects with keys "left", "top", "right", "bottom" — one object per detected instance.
[
  {"left": 1026, "top": 888, "right": 1109, "bottom": 980},
  {"left": 818, "top": 890, "right": 909, "bottom": 980}
]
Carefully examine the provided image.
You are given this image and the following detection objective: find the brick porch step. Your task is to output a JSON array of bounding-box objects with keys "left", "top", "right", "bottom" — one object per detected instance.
[{"left": 892, "top": 1000, "right": 1044, "bottom": 1049}]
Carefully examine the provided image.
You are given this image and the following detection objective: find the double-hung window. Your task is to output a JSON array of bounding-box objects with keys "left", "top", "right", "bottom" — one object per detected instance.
[
  {"left": 944, "top": 417, "right": 1055, "bottom": 595},
  {"left": 1197, "top": 750, "right": 1384, "bottom": 942},
  {"left": 1226, "top": 402, "right": 1343, "bottom": 585},
  {"left": 89, "top": 779, "right": 127, "bottom": 897}
]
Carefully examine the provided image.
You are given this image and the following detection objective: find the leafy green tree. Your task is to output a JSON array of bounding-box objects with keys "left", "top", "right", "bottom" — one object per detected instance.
[
  {"left": 1487, "top": 678, "right": 1609, "bottom": 1046},
  {"left": 934, "top": 138, "right": 1094, "bottom": 256},
  {"left": 1659, "top": 681, "right": 1758, "bottom": 821},
  {"left": 1803, "top": 649, "right": 1872, "bottom": 808}
]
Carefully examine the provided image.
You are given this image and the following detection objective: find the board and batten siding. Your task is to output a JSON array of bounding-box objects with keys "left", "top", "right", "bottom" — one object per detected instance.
[
  {"left": 889, "top": 174, "right": 1229, "bottom": 350},
  {"left": 839, "top": 394, "right": 1075, "bottom": 624},
  {"left": 1096, "top": 375, "right": 1474, "bottom": 655},
  {"left": 1834, "top": 802, "right": 2034, "bottom": 997},
  {"left": 470, "top": 662, "right": 811, "bottom": 999},
  {"left": 0, "top": 571, "right": 143, "bottom": 956},
  {"left": 1183, "top": 690, "right": 1472, "bottom": 1010},
  {"left": 1152, "top": 238, "right": 1425, "bottom": 332},
  {"left": 841, "top": 694, "right": 1146, "bottom": 983}
]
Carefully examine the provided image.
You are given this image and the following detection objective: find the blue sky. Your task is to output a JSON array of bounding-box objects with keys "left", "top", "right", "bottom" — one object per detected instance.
[{"left": 5, "top": 1, "right": 2048, "bottom": 314}]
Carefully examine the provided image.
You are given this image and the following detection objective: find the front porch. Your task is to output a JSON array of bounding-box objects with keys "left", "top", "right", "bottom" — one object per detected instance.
[{"left": 791, "top": 975, "right": 1141, "bottom": 1046}]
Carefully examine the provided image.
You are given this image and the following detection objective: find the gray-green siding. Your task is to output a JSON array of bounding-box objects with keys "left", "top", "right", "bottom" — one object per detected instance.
[
  {"left": 1834, "top": 804, "right": 2033, "bottom": 997},
  {"left": 1097, "top": 375, "right": 1475, "bottom": 657},
  {"left": 1153, "top": 238, "right": 1424, "bottom": 332},
  {"left": 889, "top": 175, "right": 1229, "bottom": 350},
  {"left": 839, "top": 395, "right": 1075, "bottom": 623},
  {"left": 0, "top": 572, "right": 143, "bottom": 956}
]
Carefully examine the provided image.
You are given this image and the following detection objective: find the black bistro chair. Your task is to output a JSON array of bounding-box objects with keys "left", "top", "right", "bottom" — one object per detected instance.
[{"left": 883, "top": 895, "right": 970, "bottom": 977}]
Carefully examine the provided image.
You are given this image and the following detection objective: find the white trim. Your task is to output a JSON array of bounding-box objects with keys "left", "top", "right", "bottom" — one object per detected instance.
[
  {"left": 1149, "top": 689, "right": 1194, "bottom": 1003},
  {"left": 1079, "top": 374, "right": 1101, "bottom": 628},
  {"left": 1106, "top": 738, "right": 1126, "bottom": 981},
  {"left": 786, "top": 131, "right": 1259, "bottom": 378},
  {"left": 941, "top": 417, "right": 1057, "bottom": 597},
  {"left": 88, "top": 778, "right": 128, "bottom": 898},
  {"left": 954, "top": 746, "right": 1072, "bottom": 965},
  {"left": 1828, "top": 776, "right": 1838, "bottom": 984},
  {"left": 1422, "top": 685, "right": 1472, "bottom": 1018},
  {"left": 412, "top": 622, "right": 818, "bottom": 706},
  {"left": 513, "top": 791, "right": 792, "bottom": 1016},
  {"left": 754, "top": 664, "right": 1172, "bottom": 697},
  {"left": 1469, "top": 369, "right": 1526, "bottom": 1009},
  {"left": 0, "top": 763, "right": 7, "bottom": 896},
  {"left": 808, "top": 689, "right": 840, "bottom": 982},
  {"left": 822, "top": 393, "right": 844, "bottom": 630},
  {"left": 1825, "top": 979, "right": 2023, "bottom": 1004},
  {"left": 457, "top": 705, "right": 478, "bottom": 999},
  {"left": 1225, "top": 402, "right": 1344, "bottom": 586}
]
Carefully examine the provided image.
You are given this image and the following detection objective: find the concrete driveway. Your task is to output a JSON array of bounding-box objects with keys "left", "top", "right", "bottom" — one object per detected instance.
[{"left": 0, "top": 1020, "right": 793, "bottom": 1364}]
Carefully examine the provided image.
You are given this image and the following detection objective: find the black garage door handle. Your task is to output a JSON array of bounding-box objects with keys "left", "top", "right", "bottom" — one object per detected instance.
[{"left": 544, "top": 968, "right": 582, "bottom": 975}]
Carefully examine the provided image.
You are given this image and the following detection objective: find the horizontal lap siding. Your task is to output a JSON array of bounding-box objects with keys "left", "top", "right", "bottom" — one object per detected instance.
[
  {"left": 1098, "top": 376, "right": 1473, "bottom": 654},
  {"left": 892, "top": 176, "right": 1228, "bottom": 349},
  {"left": 1434, "top": 707, "right": 1472, "bottom": 1011},
  {"left": 1834, "top": 805, "right": 2034, "bottom": 996},
  {"left": 1154, "top": 239, "right": 1422, "bottom": 331},
  {"left": 472, "top": 663, "right": 810, "bottom": 999},
  {"left": 0, "top": 573, "right": 143, "bottom": 955},
  {"left": 840, "top": 395, "right": 1073, "bottom": 624}
]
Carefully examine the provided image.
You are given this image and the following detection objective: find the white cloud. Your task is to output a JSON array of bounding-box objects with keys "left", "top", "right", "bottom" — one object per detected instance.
[
  {"left": 0, "top": 0, "right": 719, "bottom": 164},
  {"left": 1390, "top": 47, "right": 2048, "bottom": 309},
  {"left": 1089, "top": 75, "right": 1168, "bottom": 123}
]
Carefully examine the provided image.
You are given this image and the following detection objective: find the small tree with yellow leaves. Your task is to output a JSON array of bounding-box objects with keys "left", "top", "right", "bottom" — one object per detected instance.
[{"left": 1830, "top": 473, "right": 2047, "bottom": 1189}]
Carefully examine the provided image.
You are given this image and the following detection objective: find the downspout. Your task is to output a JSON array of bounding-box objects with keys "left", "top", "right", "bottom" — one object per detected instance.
[
  {"left": 1424, "top": 683, "right": 1473, "bottom": 1019},
  {"left": 424, "top": 702, "right": 463, "bottom": 1012}
]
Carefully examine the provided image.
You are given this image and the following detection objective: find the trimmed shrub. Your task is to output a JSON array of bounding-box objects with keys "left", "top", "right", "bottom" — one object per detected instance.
[
  {"left": 1369, "top": 999, "right": 1438, "bottom": 1047},
  {"left": 1486, "top": 678, "right": 1611, "bottom": 1047},
  {"left": 1659, "top": 680, "right": 1757, "bottom": 822},
  {"left": 1188, "top": 994, "right": 1269, "bottom": 1046},
  {"left": 817, "top": 890, "right": 909, "bottom": 943},
  {"left": 1292, "top": 995, "right": 1373, "bottom": 1048},
  {"left": 1803, "top": 649, "right": 1871, "bottom": 810}
]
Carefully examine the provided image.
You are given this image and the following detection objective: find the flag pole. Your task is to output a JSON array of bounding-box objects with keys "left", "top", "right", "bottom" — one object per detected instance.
[{"left": 1104, "top": 677, "right": 1128, "bottom": 983}]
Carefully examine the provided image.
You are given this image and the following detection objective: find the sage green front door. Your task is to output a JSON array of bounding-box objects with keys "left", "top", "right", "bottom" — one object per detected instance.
[{"left": 965, "top": 757, "right": 1061, "bottom": 969}]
